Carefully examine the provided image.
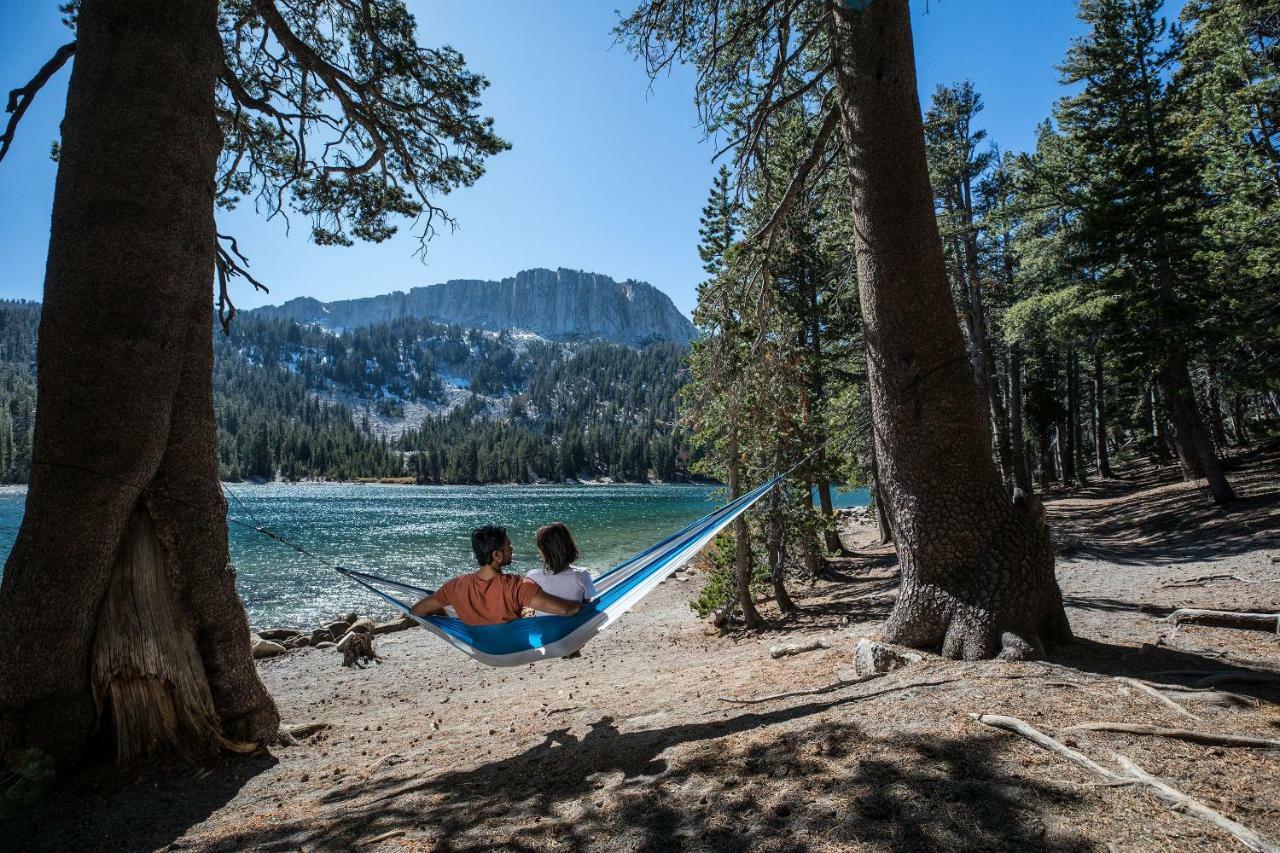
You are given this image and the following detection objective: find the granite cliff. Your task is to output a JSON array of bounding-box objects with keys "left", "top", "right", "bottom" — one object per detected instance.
[{"left": 253, "top": 268, "right": 696, "bottom": 346}]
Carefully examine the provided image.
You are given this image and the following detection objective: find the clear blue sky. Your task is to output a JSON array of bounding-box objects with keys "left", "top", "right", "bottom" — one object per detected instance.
[{"left": 0, "top": 0, "right": 1186, "bottom": 317}]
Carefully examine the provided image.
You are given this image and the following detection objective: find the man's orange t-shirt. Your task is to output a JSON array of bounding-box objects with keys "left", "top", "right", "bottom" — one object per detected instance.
[{"left": 435, "top": 572, "right": 539, "bottom": 625}]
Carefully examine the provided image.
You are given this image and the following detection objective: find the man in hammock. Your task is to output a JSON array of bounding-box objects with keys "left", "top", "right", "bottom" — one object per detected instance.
[{"left": 410, "top": 525, "right": 582, "bottom": 624}]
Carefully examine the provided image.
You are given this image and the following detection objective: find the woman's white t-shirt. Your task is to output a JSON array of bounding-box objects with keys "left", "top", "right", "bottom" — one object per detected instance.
[{"left": 526, "top": 566, "right": 598, "bottom": 616}]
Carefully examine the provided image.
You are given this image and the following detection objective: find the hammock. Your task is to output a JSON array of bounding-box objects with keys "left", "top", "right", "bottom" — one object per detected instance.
[{"left": 337, "top": 473, "right": 784, "bottom": 666}]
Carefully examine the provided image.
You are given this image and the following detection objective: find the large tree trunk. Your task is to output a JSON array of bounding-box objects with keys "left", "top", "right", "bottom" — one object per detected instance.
[
  {"left": 1156, "top": 352, "right": 1235, "bottom": 505},
  {"left": 0, "top": 0, "right": 278, "bottom": 768},
  {"left": 827, "top": 0, "right": 1069, "bottom": 659}
]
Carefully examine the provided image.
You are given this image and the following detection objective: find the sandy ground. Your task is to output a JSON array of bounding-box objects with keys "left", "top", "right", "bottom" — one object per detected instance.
[{"left": 8, "top": 445, "right": 1280, "bottom": 852}]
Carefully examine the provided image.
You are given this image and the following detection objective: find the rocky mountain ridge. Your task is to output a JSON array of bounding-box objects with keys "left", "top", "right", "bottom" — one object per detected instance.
[{"left": 252, "top": 267, "right": 696, "bottom": 347}]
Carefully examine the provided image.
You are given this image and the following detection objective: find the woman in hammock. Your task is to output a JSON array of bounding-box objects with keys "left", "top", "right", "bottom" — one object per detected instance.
[
  {"left": 526, "top": 522, "right": 597, "bottom": 616},
  {"left": 409, "top": 525, "right": 580, "bottom": 624}
]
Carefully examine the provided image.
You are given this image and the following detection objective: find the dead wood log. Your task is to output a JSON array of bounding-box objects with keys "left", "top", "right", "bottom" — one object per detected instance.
[
  {"left": 973, "top": 714, "right": 1280, "bottom": 853},
  {"left": 339, "top": 630, "right": 381, "bottom": 667},
  {"left": 1167, "top": 609, "right": 1280, "bottom": 632},
  {"left": 1061, "top": 723, "right": 1280, "bottom": 750},
  {"left": 769, "top": 639, "right": 831, "bottom": 659},
  {"left": 1115, "top": 677, "right": 1200, "bottom": 721}
]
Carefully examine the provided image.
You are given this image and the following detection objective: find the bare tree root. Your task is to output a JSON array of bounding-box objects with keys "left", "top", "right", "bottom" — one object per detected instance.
[
  {"left": 1112, "top": 754, "right": 1280, "bottom": 853},
  {"left": 1061, "top": 723, "right": 1280, "bottom": 750},
  {"left": 1115, "top": 677, "right": 1200, "bottom": 721},
  {"left": 1167, "top": 609, "right": 1280, "bottom": 632},
  {"left": 973, "top": 714, "right": 1280, "bottom": 853}
]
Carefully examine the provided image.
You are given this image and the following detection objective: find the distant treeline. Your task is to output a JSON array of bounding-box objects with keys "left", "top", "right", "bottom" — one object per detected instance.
[{"left": 0, "top": 304, "right": 696, "bottom": 484}]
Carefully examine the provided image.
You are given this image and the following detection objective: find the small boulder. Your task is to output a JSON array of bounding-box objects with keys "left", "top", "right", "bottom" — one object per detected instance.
[
  {"left": 311, "top": 628, "right": 334, "bottom": 645},
  {"left": 854, "top": 638, "right": 921, "bottom": 676},
  {"left": 314, "top": 641, "right": 337, "bottom": 649},
  {"left": 258, "top": 628, "right": 300, "bottom": 642},
  {"left": 325, "top": 621, "right": 350, "bottom": 639},
  {"left": 342, "top": 612, "right": 359, "bottom": 625},
  {"left": 252, "top": 638, "right": 287, "bottom": 659},
  {"left": 285, "top": 635, "right": 310, "bottom": 649},
  {"left": 373, "top": 615, "right": 416, "bottom": 635},
  {"left": 348, "top": 618, "right": 378, "bottom": 635}
]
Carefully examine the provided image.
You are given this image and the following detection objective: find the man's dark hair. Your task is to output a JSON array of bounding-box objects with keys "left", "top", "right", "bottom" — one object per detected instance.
[
  {"left": 535, "top": 522, "right": 579, "bottom": 574},
  {"left": 471, "top": 525, "right": 508, "bottom": 566}
]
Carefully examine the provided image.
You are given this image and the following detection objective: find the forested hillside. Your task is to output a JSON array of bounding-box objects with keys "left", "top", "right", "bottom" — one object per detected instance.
[{"left": 0, "top": 303, "right": 693, "bottom": 484}]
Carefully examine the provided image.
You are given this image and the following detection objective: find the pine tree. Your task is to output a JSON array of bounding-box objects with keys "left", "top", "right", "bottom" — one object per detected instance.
[{"left": 1049, "top": 0, "right": 1234, "bottom": 502}]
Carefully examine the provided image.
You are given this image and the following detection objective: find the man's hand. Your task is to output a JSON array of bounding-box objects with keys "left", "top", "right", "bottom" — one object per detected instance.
[
  {"left": 530, "top": 590, "right": 582, "bottom": 616},
  {"left": 411, "top": 593, "right": 446, "bottom": 618}
]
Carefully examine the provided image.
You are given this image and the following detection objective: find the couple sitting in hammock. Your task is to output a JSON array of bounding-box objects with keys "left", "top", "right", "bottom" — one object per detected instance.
[{"left": 410, "top": 523, "right": 596, "bottom": 625}]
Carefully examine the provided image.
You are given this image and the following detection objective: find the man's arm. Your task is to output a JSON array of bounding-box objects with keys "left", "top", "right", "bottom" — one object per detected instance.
[
  {"left": 410, "top": 592, "right": 448, "bottom": 618},
  {"left": 530, "top": 589, "right": 582, "bottom": 616}
]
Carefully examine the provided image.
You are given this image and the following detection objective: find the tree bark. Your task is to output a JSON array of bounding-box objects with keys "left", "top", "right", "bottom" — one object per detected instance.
[
  {"left": 1229, "top": 394, "right": 1251, "bottom": 445},
  {"left": 1205, "top": 360, "right": 1228, "bottom": 450},
  {"left": 827, "top": 0, "right": 1069, "bottom": 659},
  {"left": 1009, "top": 342, "right": 1033, "bottom": 496},
  {"left": 1060, "top": 349, "right": 1078, "bottom": 484},
  {"left": 0, "top": 0, "right": 278, "bottom": 767},
  {"left": 765, "top": 456, "right": 796, "bottom": 614},
  {"left": 871, "top": 445, "right": 894, "bottom": 545},
  {"left": 727, "top": 424, "right": 761, "bottom": 627},
  {"left": 1092, "top": 350, "right": 1114, "bottom": 478},
  {"left": 1150, "top": 383, "right": 1173, "bottom": 464},
  {"left": 1156, "top": 352, "right": 1235, "bottom": 504},
  {"left": 815, "top": 477, "right": 843, "bottom": 555}
]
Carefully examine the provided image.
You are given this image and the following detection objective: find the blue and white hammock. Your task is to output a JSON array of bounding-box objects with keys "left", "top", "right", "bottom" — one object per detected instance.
[{"left": 337, "top": 474, "right": 783, "bottom": 667}]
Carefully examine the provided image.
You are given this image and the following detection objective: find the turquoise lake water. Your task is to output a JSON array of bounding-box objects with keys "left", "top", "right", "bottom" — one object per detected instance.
[{"left": 0, "top": 482, "right": 867, "bottom": 629}]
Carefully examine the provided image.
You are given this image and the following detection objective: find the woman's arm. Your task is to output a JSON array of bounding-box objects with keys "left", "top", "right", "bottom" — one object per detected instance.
[{"left": 530, "top": 589, "right": 582, "bottom": 616}]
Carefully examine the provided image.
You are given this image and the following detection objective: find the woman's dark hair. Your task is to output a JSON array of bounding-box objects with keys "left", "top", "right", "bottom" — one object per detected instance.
[
  {"left": 471, "top": 525, "right": 508, "bottom": 566},
  {"left": 535, "top": 522, "right": 579, "bottom": 574}
]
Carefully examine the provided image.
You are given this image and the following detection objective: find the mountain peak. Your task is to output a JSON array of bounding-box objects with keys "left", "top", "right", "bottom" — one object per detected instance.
[{"left": 254, "top": 268, "right": 695, "bottom": 346}]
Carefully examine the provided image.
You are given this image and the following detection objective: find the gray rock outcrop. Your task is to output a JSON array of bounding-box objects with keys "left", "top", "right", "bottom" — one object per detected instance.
[{"left": 253, "top": 268, "right": 696, "bottom": 347}]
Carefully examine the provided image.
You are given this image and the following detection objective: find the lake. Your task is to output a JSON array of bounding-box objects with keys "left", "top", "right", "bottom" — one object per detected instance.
[{"left": 0, "top": 482, "right": 868, "bottom": 629}]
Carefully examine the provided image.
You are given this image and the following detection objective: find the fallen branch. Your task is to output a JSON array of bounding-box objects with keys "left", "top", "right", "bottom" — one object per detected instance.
[
  {"left": 1115, "top": 677, "right": 1199, "bottom": 721},
  {"left": 360, "top": 828, "right": 407, "bottom": 845},
  {"left": 1161, "top": 574, "right": 1280, "bottom": 588},
  {"left": 1167, "top": 609, "right": 1280, "bottom": 633},
  {"left": 719, "top": 672, "right": 884, "bottom": 704},
  {"left": 973, "top": 714, "right": 1280, "bottom": 853},
  {"left": 1062, "top": 723, "right": 1280, "bottom": 750},
  {"left": 769, "top": 639, "right": 831, "bottom": 659}
]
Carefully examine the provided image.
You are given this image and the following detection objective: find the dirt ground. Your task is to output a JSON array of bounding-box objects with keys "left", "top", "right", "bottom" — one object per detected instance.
[{"left": 8, "top": 445, "right": 1280, "bottom": 852}]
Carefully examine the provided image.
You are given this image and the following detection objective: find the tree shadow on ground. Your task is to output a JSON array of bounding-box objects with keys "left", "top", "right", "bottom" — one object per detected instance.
[
  {"left": 9, "top": 751, "right": 278, "bottom": 853},
  {"left": 1048, "top": 448, "right": 1280, "bottom": 567},
  {"left": 1051, "top": 636, "right": 1280, "bottom": 704},
  {"left": 208, "top": 688, "right": 1092, "bottom": 852}
]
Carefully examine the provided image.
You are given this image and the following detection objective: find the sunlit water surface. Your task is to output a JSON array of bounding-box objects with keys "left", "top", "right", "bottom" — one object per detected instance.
[{"left": 0, "top": 482, "right": 867, "bottom": 629}]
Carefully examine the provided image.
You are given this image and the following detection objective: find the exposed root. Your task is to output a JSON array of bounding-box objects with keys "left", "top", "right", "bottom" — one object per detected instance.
[
  {"left": 974, "top": 713, "right": 1280, "bottom": 853},
  {"left": 1061, "top": 722, "right": 1280, "bottom": 750},
  {"left": 1114, "top": 677, "right": 1199, "bottom": 721}
]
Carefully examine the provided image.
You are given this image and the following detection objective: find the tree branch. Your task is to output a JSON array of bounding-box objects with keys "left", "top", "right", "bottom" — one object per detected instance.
[
  {"left": 747, "top": 106, "right": 840, "bottom": 245},
  {"left": 0, "top": 41, "right": 76, "bottom": 164}
]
